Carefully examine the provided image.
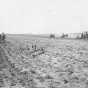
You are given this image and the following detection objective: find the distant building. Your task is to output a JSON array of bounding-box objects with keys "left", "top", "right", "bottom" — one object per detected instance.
[
  {"left": 67, "top": 33, "right": 82, "bottom": 39},
  {"left": 81, "top": 31, "right": 88, "bottom": 39}
]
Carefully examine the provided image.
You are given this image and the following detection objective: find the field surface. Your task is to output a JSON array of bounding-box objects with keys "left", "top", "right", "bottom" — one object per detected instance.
[{"left": 0, "top": 35, "right": 88, "bottom": 88}]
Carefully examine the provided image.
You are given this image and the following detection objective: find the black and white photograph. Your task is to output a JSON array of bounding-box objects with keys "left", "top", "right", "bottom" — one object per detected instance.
[{"left": 0, "top": 0, "right": 88, "bottom": 88}]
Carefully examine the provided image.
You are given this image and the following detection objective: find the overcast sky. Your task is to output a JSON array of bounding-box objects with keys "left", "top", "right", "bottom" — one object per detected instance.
[{"left": 0, "top": 0, "right": 88, "bottom": 34}]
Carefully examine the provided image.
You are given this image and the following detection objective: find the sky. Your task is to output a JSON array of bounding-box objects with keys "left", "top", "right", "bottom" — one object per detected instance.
[{"left": 0, "top": 0, "right": 88, "bottom": 34}]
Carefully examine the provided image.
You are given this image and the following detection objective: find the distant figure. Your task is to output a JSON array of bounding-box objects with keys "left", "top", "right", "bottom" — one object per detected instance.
[
  {"left": 0, "top": 34, "right": 1, "bottom": 40},
  {"left": 0, "top": 32, "right": 6, "bottom": 43},
  {"left": 1, "top": 32, "right": 6, "bottom": 41},
  {"left": 81, "top": 32, "right": 84, "bottom": 39},
  {"left": 32, "top": 44, "right": 37, "bottom": 51}
]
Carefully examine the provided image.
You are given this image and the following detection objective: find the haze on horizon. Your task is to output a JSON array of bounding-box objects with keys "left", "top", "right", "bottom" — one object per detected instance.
[{"left": 0, "top": 0, "right": 88, "bottom": 34}]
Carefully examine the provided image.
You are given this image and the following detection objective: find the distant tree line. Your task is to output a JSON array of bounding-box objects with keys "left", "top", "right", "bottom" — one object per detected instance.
[
  {"left": 49, "top": 34, "right": 55, "bottom": 39},
  {"left": 61, "top": 33, "right": 68, "bottom": 38},
  {"left": 49, "top": 33, "right": 69, "bottom": 39}
]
